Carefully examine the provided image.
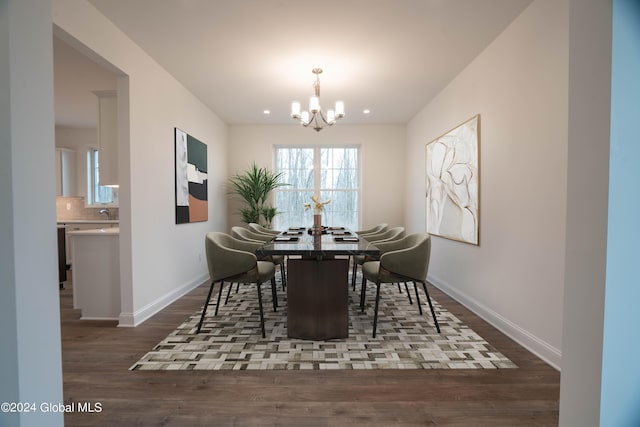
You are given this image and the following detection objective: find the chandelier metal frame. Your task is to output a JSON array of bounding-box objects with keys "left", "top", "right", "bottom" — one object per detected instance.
[{"left": 290, "top": 68, "right": 344, "bottom": 132}]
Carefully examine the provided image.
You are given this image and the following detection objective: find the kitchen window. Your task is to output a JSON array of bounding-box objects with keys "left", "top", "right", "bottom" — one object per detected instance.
[{"left": 87, "top": 148, "right": 118, "bottom": 206}]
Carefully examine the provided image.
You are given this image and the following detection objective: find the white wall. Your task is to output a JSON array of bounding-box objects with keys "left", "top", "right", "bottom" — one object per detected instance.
[
  {"left": 56, "top": 125, "right": 96, "bottom": 149},
  {"left": 228, "top": 124, "right": 406, "bottom": 231},
  {"left": 52, "top": 0, "right": 228, "bottom": 325},
  {"left": 559, "top": 0, "right": 612, "bottom": 424},
  {"left": 0, "top": 0, "right": 64, "bottom": 426},
  {"left": 405, "top": 0, "right": 569, "bottom": 368}
]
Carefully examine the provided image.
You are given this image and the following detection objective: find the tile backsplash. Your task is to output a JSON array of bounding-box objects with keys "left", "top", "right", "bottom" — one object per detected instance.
[{"left": 56, "top": 196, "right": 119, "bottom": 221}]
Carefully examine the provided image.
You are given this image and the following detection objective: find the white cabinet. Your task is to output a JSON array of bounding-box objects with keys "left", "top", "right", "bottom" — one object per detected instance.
[
  {"left": 55, "top": 148, "right": 77, "bottom": 196},
  {"left": 94, "top": 90, "right": 118, "bottom": 186},
  {"left": 69, "top": 227, "right": 120, "bottom": 321}
]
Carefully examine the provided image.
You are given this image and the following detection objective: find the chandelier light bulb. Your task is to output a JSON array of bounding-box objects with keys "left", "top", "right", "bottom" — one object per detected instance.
[
  {"left": 335, "top": 101, "right": 345, "bottom": 118},
  {"left": 309, "top": 96, "right": 320, "bottom": 113},
  {"left": 291, "top": 101, "right": 301, "bottom": 119}
]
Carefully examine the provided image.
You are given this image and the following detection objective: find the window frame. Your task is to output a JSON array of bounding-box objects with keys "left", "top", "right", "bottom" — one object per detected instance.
[
  {"left": 86, "top": 147, "right": 119, "bottom": 207},
  {"left": 272, "top": 144, "right": 362, "bottom": 230}
]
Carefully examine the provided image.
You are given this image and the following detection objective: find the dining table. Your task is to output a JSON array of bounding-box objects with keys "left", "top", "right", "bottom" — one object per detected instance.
[{"left": 255, "top": 228, "right": 380, "bottom": 340}]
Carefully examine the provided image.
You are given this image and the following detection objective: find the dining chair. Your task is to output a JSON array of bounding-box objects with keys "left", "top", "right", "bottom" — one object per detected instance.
[
  {"left": 351, "top": 226, "right": 405, "bottom": 291},
  {"left": 360, "top": 233, "right": 440, "bottom": 337},
  {"left": 197, "top": 232, "right": 277, "bottom": 338},
  {"left": 231, "top": 226, "right": 286, "bottom": 290},
  {"left": 248, "top": 222, "right": 281, "bottom": 236},
  {"left": 352, "top": 223, "right": 413, "bottom": 304},
  {"left": 355, "top": 223, "right": 388, "bottom": 237}
]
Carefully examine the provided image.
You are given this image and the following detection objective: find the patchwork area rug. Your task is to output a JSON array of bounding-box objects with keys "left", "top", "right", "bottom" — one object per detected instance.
[{"left": 131, "top": 277, "right": 516, "bottom": 371}]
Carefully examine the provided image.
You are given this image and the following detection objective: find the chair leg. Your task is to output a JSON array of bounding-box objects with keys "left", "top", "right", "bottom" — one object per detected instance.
[
  {"left": 271, "top": 278, "right": 278, "bottom": 312},
  {"left": 372, "top": 281, "right": 382, "bottom": 338},
  {"left": 235, "top": 282, "right": 240, "bottom": 293},
  {"left": 360, "top": 274, "right": 367, "bottom": 312},
  {"left": 196, "top": 280, "right": 217, "bottom": 333},
  {"left": 256, "top": 281, "right": 266, "bottom": 338},
  {"left": 397, "top": 282, "right": 402, "bottom": 293},
  {"left": 412, "top": 281, "right": 423, "bottom": 315},
  {"left": 351, "top": 260, "right": 357, "bottom": 291},
  {"left": 280, "top": 263, "right": 286, "bottom": 291},
  {"left": 420, "top": 281, "right": 440, "bottom": 333},
  {"left": 404, "top": 282, "right": 413, "bottom": 304},
  {"left": 214, "top": 280, "right": 226, "bottom": 316},
  {"left": 224, "top": 280, "right": 234, "bottom": 304}
]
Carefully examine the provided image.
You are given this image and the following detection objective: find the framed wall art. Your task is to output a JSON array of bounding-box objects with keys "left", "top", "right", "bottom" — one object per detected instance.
[
  {"left": 175, "top": 127, "right": 208, "bottom": 224},
  {"left": 425, "top": 114, "right": 480, "bottom": 245}
]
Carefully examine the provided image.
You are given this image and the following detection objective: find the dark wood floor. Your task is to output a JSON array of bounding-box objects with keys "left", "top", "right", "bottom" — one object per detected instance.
[{"left": 60, "top": 276, "right": 560, "bottom": 426}]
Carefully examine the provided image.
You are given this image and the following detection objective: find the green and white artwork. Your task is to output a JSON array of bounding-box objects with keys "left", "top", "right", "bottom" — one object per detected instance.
[{"left": 175, "top": 128, "right": 208, "bottom": 224}]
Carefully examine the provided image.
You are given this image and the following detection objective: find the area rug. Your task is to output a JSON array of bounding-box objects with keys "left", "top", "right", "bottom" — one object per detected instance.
[{"left": 130, "top": 277, "right": 517, "bottom": 371}]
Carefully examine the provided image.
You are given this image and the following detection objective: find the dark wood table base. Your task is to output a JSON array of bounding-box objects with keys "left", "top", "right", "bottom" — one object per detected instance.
[{"left": 286, "top": 258, "right": 349, "bottom": 340}]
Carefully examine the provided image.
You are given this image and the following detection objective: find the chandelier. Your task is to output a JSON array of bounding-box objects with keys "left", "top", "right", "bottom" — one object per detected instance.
[{"left": 290, "top": 68, "right": 344, "bottom": 132}]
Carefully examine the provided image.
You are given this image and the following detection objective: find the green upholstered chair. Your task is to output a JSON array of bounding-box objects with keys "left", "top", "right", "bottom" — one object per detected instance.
[
  {"left": 360, "top": 233, "right": 440, "bottom": 338},
  {"left": 198, "top": 232, "right": 277, "bottom": 338},
  {"left": 248, "top": 223, "right": 281, "bottom": 236},
  {"left": 355, "top": 223, "right": 388, "bottom": 237},
  {"left": 231, "top": 226, "right": 273, "bottom": 242},
  {"left": 231, "top": 226, "right": 286, "bottom": 290},
  {"left": 351, "top": 226, "right": 405, "bottom": 290},
  {"left": 358, "top": 226, "right": 404, "bottom": 244}
]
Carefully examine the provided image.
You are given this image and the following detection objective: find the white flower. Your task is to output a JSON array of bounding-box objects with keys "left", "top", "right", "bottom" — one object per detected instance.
[{"left": 304, "top": 195, "right": 331, "bottom": 212}]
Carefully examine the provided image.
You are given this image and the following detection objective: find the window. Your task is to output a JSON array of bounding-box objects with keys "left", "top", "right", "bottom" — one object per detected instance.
[
  {"left": 273, "top": 146, "right": 360, "bottom": 230},
  {"left": 87, "top": 149, "right": 118, "bottom": 205}
]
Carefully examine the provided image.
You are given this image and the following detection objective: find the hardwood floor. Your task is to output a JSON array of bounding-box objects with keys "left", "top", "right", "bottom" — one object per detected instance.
[{"left": 60, "top": 278, "right": 559, "bottom": 426}]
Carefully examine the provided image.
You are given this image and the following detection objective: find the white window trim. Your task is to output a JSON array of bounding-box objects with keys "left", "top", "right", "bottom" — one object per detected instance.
[
  {"left": 273, "top": 144, "right": 362, "bottom": 230},
  {"left": 86, "top": 147, "right": 119, "bottom": 207}
]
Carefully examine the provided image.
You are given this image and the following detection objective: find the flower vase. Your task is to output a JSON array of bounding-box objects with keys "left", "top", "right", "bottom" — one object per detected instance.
[{"left": 313, "top": 211, "right": 322, "bottom": 235}]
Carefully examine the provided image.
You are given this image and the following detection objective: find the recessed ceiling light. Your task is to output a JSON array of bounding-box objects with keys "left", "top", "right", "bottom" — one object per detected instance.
[
  {"left": 263, "top": 110, "right": 271, "bottom": 115},
  {"left": 363, "top": 109, "right": 371, "bottom": 114}
]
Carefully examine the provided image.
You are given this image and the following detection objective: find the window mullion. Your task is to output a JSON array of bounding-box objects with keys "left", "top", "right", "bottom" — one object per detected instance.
[{"left": 314, "top": 146, "right": 321, "bottom": 197}]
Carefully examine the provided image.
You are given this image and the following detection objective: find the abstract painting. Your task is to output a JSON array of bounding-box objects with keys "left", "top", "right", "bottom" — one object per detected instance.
[
  {"left": 175, "top": 128, "right": 208, "bottom": 224},
  {"left": 425, "top": 115, "right": 479, "bottom": 245}
]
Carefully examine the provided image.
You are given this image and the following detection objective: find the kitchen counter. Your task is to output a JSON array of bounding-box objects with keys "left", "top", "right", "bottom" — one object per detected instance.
[
  {"left": 66, "top": 226, "right": 120, "bottom": 236},
  {"left": 58, "top": 221, "right": 119, "bottom": 264}
]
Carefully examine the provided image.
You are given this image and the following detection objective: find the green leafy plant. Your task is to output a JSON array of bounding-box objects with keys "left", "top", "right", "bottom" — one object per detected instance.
[
  {"left": 228, "top": 162, "right": 287, "bottom": 226},
  {"left": 261, "top": 206, "right": 279, "bottom": 228}
]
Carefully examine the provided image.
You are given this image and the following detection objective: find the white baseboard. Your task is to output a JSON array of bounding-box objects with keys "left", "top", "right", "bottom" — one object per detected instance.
[
  {"left": 428, "top": 273, "right": 561, "bottom": 371},
  {"left": 81, "top": 316, "right": 119, "bottom": 321},
  {"left": 118, "top": 273, "right": 208, "bottom": 327}
]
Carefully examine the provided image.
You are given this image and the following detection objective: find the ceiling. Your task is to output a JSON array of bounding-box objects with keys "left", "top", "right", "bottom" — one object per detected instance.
[{"left": 55, "top": 0, "right": 532, "bottom": 128}]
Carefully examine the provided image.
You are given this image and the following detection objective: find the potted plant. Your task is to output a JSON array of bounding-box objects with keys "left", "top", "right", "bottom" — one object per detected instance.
[
  {"left": 261, "top": 206, "right": 279, "bottom": 229},
  {"left": 228, "top": 162, "right": 287, "bottom": 226}
]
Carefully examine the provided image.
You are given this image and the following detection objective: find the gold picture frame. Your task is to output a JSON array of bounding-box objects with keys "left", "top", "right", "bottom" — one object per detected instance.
[{"left": 425, "top": 114, "right": 480, "bottom": 245}]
